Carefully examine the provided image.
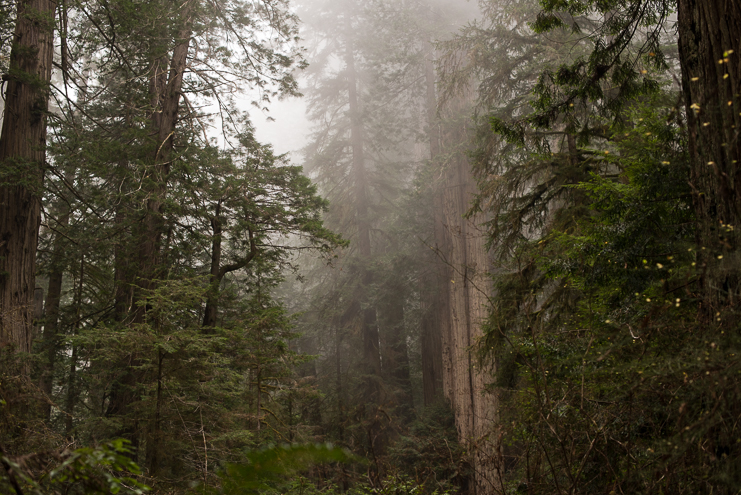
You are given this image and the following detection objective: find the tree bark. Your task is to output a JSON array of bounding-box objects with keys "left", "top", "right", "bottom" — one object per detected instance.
[
  {"left": 677, "top": 0, "right": 741, "bottom": 308},
  {"left": 202, "top": 208, "right": 257, "bottom": 329},
  {"left": 438, "top": 94, "right": 498, "bottom": 494},
  {"left": 0, "top": 0, "right": 56, "bottom": 360},
  {"left": 203, "top": 206, "right": 224, "bottom": 329},
  {"left": 132, "top": 7, "right": 192, "bottom": 325},
  {"left": 64, "top": 255, "right": 84, "bottom": 436}
]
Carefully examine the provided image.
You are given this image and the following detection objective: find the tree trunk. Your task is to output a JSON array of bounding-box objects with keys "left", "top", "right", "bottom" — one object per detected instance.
[
  {"left": 677, "top": 0, "right": 741, "bottom": 309},
  {"left": 64, "top": 255, "right": 84, "bottom": 436},
  {"left": 438, "top": 96, "right": 498, "bottom": 494},
  {"left": 202, "top": 206, "right": 256, "bottom": 329},
  {"left": 145, "top": 349, "right": 164, "bottom": 475},
  {"left": 0, "top": 0, "right": 55, "bottom": 359},
  {"left": 106, "top": 4, "right": 193, "bottom": 458},
  {"left": 421, "top": 49, "right": 446, "bottom": 406},
  {"left": 39, "top": 182, "right": 72, "bottom": 419},
  {"left": 203, "top": 208, "right": 223, "bottom": 329},
  {"left": 132, "top": 9, "right": 192, "bottom": 325},
  {"left": 379, "top": 285, "right": 413, "bottom": 415},
  {"left": 345, "top": 35, "right": 381, "bottom": 386}
]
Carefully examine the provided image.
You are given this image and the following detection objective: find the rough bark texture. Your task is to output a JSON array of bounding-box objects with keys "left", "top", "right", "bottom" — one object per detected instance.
[
  {"left": 140, "top": 18, "right": 192, "bottom": 473},
  {"left": 132, "top": 12, "right": 192, "bottom": 325},
  {"left": 436, "top": 101, "right": 498, "bottom": 494},
  {"left": 0, "top": 0, "right": 55, "bottom": 358},
  {"left": 678, "top": 0, "right": 741, "bottom": 308}
]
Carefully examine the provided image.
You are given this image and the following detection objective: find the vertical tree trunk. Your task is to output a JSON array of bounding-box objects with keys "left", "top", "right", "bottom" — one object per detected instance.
[
  {"left": 202, "top": 208, "right": 256, "bottom": 329},
  {"left": 422, "top": 49, "right": 446, "bottom": 406},
  {"left": 335, "top": 320, "right": 345, "bottom": 442},
  {"left": 438, "top": 94, "right": 498, "bottom": 494},
  {"left": 0, "top": 0, "right": 56, "bottom": 359},
  {"left": 64, "top": 255, "right": 84, "bottom": 436},
  {"left": 379, "top": 286, "right": 413, "bottom": 414},
  {"left": 677, "top": 0, "right": 741, "bottom": 308},
  {"left": 39, "top": 184, "right": 72, "bottom": 419},
  {"left": 145, "top": 349, "right": 164, "bottom": 475},
  {"left": 113, "top": 173, "right": 134, "bottom": 323},
  {"left": 345, "top": 35, "right": 381, "bottom": 385},
  {"left": 132, "top": 10, "right": 192, "bottom": 325},
  {"left": 106, "top": 4, "right": 193, "bottom": 460},
  {"left": 203, "top": 206, "right": 223, "bottom": 329},
  {"left": 334, "top": 318, "right": 349, "bottom": 491}
]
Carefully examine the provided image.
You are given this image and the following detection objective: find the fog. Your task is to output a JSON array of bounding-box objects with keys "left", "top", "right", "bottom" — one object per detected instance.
[{"left": 3, "top": 0, "right": 719, "bottom": 493}]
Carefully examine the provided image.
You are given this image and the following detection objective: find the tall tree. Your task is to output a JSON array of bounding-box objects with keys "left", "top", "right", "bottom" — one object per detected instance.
[
  {"left": 446, "top": 0, "right": 741, "bottom": 493},
  {"left": 677, "top": 0, "right": 741, "bottom": 307},
  {"left": 0, "top": 0, "right": 55, "bottom": 358}
]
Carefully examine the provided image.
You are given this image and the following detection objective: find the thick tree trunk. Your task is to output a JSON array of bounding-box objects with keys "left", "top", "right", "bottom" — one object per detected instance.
[
  {"left": 132, "top": 13, "right": 192, "bottom": 325},
  {"left": 677, "top": 0, "right": 741, "bottom": 309},
  {"left": 0, "top": 0, "right": 55, "bottom": 359},
  {"left": 438, "top": 97, "right": 498, "bottom": 494}
]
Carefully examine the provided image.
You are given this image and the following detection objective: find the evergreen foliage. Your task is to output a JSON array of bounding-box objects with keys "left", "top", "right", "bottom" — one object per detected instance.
[
  {"left": 3, "top": 0, "right": 737, "bottom": 492},
  {"left": 444, "top": 0, "right": 741, "bottom": 492},
  {"left": 0, "top": 439, "right": 149, "bottom": 495}
]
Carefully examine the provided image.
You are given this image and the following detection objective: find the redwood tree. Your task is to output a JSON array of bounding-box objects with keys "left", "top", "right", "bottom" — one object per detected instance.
[
  {"left": 0, "top": 0, "right": 55, "bottom": 358},
  {"left": 677, "top": 0, "right": 741, "bottom": 307}
]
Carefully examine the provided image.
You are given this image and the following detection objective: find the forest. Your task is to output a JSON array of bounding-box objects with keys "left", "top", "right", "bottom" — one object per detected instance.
[{"left": 0, "top": 0, "right": 739, "bottom": 493}]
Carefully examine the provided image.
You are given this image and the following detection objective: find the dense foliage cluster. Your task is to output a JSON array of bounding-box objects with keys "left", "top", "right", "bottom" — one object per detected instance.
[{"left": 446, "top": 0, "right": 741, "bottom": 493}]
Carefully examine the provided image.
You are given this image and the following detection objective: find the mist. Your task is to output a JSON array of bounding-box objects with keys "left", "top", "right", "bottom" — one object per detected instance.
[{"left": 2, "top": 0, "right": 738, "bottom": 493}]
